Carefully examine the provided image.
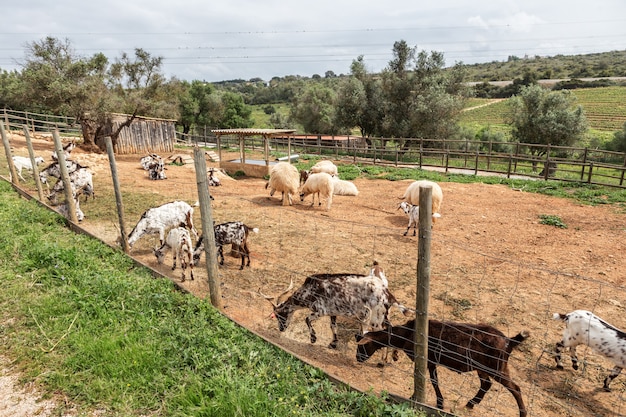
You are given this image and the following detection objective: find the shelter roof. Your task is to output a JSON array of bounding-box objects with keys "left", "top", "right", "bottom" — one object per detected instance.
[{"left": 211, "top": 128, "right": 296, "bottom": 137}]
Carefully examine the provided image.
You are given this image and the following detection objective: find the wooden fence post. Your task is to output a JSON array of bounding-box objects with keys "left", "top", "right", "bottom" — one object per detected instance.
[
  {"left": 52, "top": 130, "right": 78, "bottom": 223},
  {"left": 22, "top": 126, "right": 45, "bottom": 201},
  {"left": 105, "top": 136, "right": 129, "bottom": 253},
  {"left": 412, "top": 185, "right": 432, "bottom": 405},
  {"left": 194, "top": 147, "right": 222, "bottom": 309},
  {"left": 0, "top": 121, "right": 19, "bottom": 184}
]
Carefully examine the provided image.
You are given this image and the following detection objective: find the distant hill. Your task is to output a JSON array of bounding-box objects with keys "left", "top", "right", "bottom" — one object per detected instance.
[{"left": 461, "top": 50, "right": 626, "bottom": 82}]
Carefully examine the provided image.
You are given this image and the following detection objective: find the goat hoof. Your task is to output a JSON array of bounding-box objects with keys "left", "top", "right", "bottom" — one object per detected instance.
[
  {"left": 328, "top": 341, "right": 338, "bottom": 349},
  {"left": 376, "top": 362, "right": 385, "bottom": 368},
  {"left": 556, "top": 364, "right": 564, "bottom": 370}
]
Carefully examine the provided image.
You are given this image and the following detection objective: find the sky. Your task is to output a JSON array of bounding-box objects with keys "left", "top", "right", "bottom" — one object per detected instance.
[{"left": 1, "top": 1, "right": 625, "bottom": 83}]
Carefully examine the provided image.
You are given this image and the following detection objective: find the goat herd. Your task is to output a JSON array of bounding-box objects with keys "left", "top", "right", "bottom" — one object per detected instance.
[{"left": 9, "top": 148, "right": 626, "bottom": 417}]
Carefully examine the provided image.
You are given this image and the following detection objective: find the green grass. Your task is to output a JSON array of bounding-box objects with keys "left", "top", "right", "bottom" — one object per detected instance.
[{"left": 0, "top": 180, "right": 422, "bottom": 417}]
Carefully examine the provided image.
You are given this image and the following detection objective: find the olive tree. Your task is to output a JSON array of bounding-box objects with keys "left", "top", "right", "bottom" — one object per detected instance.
[
  {"left": 508, "top": 84, "right": 587, "bottom": 156},
  {"left": 19, "top": 37, "right": 176, "bottom": 150}
]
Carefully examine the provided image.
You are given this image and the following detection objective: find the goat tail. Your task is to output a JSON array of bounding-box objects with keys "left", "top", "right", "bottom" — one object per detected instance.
[
  {"left": 552, "top": 312, "right": 568, "bottom": 321},
  {"left": 251, "top": 227, "right": 259, "bottom": 234},
  {"left": 507, "top": 330, "right": 530, "bottom": 353}
]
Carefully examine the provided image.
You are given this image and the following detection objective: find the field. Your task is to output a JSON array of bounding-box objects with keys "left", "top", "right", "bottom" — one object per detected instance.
[
  {"left": 5, "top": 133, "right": 626, "bottom": 417},
  {"left": 459, "top": 86, "right": 626, "bottom": 140}
]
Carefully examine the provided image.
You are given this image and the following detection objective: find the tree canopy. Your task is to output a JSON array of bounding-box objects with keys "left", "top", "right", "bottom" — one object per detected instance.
[{"left": 508, "top": 84, "right": 588, "bottom": 154}]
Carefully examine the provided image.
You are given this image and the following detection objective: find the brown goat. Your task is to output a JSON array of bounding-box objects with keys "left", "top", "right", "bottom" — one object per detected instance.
[{"left": 356, "top": 319, "right": 529, "bottom": 417}]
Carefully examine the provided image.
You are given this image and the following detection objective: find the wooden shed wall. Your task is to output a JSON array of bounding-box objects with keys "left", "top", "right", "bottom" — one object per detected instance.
[{"left": 112, "top": 118, "right": 176, "bottom": 154}]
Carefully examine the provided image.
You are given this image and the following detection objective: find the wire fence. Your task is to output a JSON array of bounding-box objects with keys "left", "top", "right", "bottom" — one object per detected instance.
[{"left": 2, "top": 123, "right": 626, "bottom": 417}]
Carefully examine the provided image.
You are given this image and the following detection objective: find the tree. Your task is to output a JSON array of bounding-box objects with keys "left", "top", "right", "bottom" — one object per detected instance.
[
  {"left": 177, "top": 80, "right": 217, "bottom": 134},
  {"left": 335, "top": 56, "right": 384, "bottom": 141},
  {"left": 606, "top": 122, "right": 626, "bottom": 153},
  {"left": 20, "top": 37, "right": 176, "bottom": 150},
  {"left": 218, "top": 92, "right": 253, "bottom": 128},
  {"left": 380, "top": 44, "right": 470, "bottom": 146},
  {"left": 508, "top": 84, "right": 587, "bottom": 158},
  {"left": 290, "top": 83, "right": 338, "bottom": 134}
]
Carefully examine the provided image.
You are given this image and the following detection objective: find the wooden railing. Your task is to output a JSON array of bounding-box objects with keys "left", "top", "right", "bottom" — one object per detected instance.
[{"left": 1, "top": 108, "right": 81, "bottom": 136}]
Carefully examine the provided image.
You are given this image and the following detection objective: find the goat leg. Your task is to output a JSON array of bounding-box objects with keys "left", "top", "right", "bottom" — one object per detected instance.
[
  {"left": 603, "top": 366, "right": 623, "bottom": 391},
  {"left": 466, "top": 373, "right": 492, "bottom": 409}
]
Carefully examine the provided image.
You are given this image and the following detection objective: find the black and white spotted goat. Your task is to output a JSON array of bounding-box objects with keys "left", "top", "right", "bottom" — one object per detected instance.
[
  {"left": 47, "top": 167, "right": 95, "bottom": 205},
  {"left": 39, "top": 160, "right": 87, "bottom": 189},
  {"left": 127, "top": 201, "right": 198, "bottom": 249},
  {"left": 140, "top": 154, "right": 166, "bottom": 180},
  {"left": 192, "top": 221, "right": 259, "bottom": 270},
  {"left": 553, "top": 309, "right": 626, "bottom": 391},
  {"left": 262, "top": 262, "right": 411, "bottom": 349},
  {"left": 154, "top": 227, "right": 194, "bottom": 282}
]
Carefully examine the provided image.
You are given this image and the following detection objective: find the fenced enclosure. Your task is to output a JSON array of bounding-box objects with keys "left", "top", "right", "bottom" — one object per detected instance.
[
  {"left": 179, "top": 131, "right": 626, "bottom": 189},
  {"left": 2, "top": 124, "right": 626, "bottom": 417}
]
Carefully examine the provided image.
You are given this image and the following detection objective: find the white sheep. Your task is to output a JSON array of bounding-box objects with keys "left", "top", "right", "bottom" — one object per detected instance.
[
  {"left": 300, "top": 172, "right": 334, "bottom": 211},
  {"left": 266, "top": 162, "right": 300, "bottom": 206},
  {"left": 127, "top": 201, "right": 198, "bottom": 249},
  {"left": 400, "top": 180, "right": 443, "bottom": 224},
  {"left": 553, "top": 310, "right": 626, "bottom": 391},
  {"left": 154, "top": 227, "right": 194, "bottom": 282},
  {"left": 331, "top": 177, "right": 359, "bottom": 196},
  {"left": 310, "top": 160, "right": 338, "bottom": 177},
  {"left": 10, "top": 156, "right": 45, "bottom": 182}
]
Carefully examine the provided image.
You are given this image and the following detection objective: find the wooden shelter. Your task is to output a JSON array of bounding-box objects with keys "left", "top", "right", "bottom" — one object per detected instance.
[
  {"left": 212, "top": 128, "right": 297, "bottom": 177},
  {"left": 97, "top": 113, "right": 177, "bottom": 154}
]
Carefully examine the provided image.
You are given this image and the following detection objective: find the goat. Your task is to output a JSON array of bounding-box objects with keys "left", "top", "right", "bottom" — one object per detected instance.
[
  {"left": 140, "top": 154, "right": 166, "bottom": 180},
  {"left": 400, "top": 180, "right": 443, "bottom": 224},
  {"left": 154, "top": 227, "right": 194, "bottom": 282},
  {"left": 553, "top": 309, "right": 626, "bottom": 391},
  {"left": 55, "top": 195, "right": 85, "bottom": 222},
  {"left": 397, "top": 201, "right": 441, "bottom": 236},
  {"left": 10, "top": 156, "right": 45, "bottom": 182},
  {"left": 39, "top": 160, "right": 87, "bottom": 189},
  {"left": 127, "top": 201, "right": 198, "bottom": 249},
  {"left": 51, "top": 141, "right": 75, "bottom": 161},
  {"left": 47, "top": 168, "right": 94, "bottom": 205},
  {"left": 192, "top": 221, "right": 259, "bottom": 270},
  {"left": 262, "top": 262, "right": 411, "bottom": 349},
  {"left": 208, "top": 168, "right": 221, "bottom": 186},
  {"left": 356, "top": 319, "right": 529, "bottom": 417}
]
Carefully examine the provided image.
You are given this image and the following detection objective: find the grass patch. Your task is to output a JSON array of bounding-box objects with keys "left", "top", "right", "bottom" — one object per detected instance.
[
  {"left": 538, "top": 214, "right": 568, "bottom": 229},
  {"left": 0, "top": 181, "right": 422, "bottom": 416}
]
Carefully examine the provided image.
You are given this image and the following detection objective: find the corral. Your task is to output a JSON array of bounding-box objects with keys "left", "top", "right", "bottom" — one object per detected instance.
[{"left": 4, "top": 133, "right": 626, "bottom": 417}]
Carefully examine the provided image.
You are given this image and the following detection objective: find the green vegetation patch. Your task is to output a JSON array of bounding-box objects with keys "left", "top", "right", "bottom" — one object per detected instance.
[{"left": 538, "top": 214, "right": 568, "bottom": 229}]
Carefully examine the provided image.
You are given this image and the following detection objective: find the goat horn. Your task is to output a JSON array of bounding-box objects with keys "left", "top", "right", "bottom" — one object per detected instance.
[{"left": 275, "top": 278, "right": 294, "bottom": 305}]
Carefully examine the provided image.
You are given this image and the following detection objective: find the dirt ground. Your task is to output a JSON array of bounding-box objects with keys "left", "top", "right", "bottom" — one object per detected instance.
[{"left": 4, "top": 134, "right": 626, "bottom": 417}]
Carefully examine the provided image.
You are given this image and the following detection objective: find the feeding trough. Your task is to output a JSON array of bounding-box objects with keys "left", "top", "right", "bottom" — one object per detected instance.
[{"left": 212, "top": 128, "right": 297, "bottom": 177}]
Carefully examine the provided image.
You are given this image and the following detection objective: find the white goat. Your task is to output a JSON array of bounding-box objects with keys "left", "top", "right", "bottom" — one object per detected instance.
[
  {"left": 51, "top": 141, "right": 76, "bottom": 161},
  {"left": 207, "top": 168, "right": 221, "bottom": 186},
  {"left": 400, "top": 180, "right": 443, "bottom": 224},
  {"left": 310, "top": 160, "right": 338, "bottom": 177},
  {"left": 55, "top": 196, "right": 85, "bottom": 222},
  {"left": 127, "top": 201, "right": 198, "bottom": 249},
  {"left": 266, "top": 162, "right": 300, "bottom": 206},
  {"left": 300, "top": 172, "right": 334, "bottom": 211},
  {"left": 154, "top": 227, "right": 194, "bottom": 282},
  {"left": 11, "top": 156, "right": 45, "bottom": 182},
  {"left": 398, "top": 201, "right": 441, "bottom": 236},
  {"left": 553, "top": 310, "right": 626, "bottom": 391},
  {"left": 331, "top": 177, "right": 358, "bottom": 196}
]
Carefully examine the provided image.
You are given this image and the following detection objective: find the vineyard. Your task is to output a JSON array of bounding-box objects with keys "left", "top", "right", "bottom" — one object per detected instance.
[{"left": 460, "top": 86, "right": 626, "bottom": 134}]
